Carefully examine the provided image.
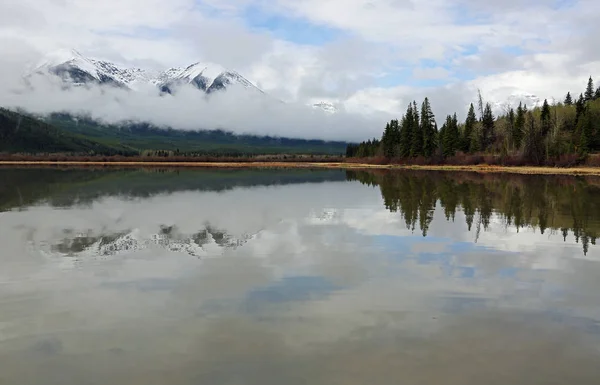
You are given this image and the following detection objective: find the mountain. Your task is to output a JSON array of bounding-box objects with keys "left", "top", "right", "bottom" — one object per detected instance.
[
  {"left": 491, "top": 92, "right": 558, "bottom": 114},
  {"left": 32, "top": 49, "right": 151, "bottom": 88},
  {"left": 0, "top": 108, "right": 134, "bottom": 155},
  {"left": 31, "top": 49, "right": 264, "bottom": 96},
  {"left": 157, "top": 62, "right": 264, "bottom": 95},
  {"left": 312, "top": 101, "right": 339, "bottom": 114}
]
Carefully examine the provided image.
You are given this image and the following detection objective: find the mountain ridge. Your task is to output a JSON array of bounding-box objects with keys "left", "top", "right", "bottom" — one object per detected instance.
[{"left": 32, "top": 49, "right": 263, "bottom": 96}]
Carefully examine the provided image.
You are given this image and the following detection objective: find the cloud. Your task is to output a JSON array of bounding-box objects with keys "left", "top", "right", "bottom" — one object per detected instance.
[
  {"left": 0, "top": 73, "right": 387, "bottom": 141},
  {"left": 1, "top": 0, "right": 600, "bottom": 140}
]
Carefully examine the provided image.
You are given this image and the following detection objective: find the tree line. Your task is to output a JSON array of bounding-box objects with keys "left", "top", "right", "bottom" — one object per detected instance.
[{"left": 347, "top": 77, "right": 600, "bottom": 165}]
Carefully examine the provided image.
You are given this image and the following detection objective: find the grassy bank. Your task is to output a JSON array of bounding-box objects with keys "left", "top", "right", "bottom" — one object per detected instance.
[{"left": 3, "top": 160, "right": 600, "bottom": 175}]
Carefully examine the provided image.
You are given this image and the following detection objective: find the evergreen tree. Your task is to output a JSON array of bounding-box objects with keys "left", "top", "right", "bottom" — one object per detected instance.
[
  {"left": 523, "top": 111, "right": 544, "bottom": 164},
  {"left": 410, "top": 101, "right": 423, "bottom": 156},
  {"left": 576, "top": 93, "right": 586, "bottom": 124},
  {"left": 540, "top": 98, "right": 551, "bottom": 136},
  {"left": 463, "top": 103, "right": 477, "bottom": 153},
  {"left": 514, "top": 102, "right": 525, "bottom": 149},
  {"left": 585, "top": 76, "right": 595, "bottom": 102},
  {"left": 577, "top": 111, "right": 593, "bottom": 155},
  {"left": 439, "top": 118, "right": 447, "bottom": 156},
  {"left": 442, "top": 113, "right": 459, "bottom": 157},
  {"left": 382, "top": 119, "right": 400, "bottom": 158},
  {"left": 564, "top": 92, "right": 573, "bottom": 105},
  {"left": 399, "top": 104, "right": 413, "bottom": 157},
  {"left": 420, "top": 97, "right": 437, "bottom": 157},
  {"left": 595, "top": 86, "right": 600, "bottom": 101},
  {"left": 481, "top": 102, "right": 495, "bottom": 150},
  {"left": 507, "top": 108, "right": 516, "bottom": 150}
]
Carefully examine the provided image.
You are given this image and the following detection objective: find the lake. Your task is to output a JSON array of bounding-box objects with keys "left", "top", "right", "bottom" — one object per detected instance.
[{"left": 1, "top": 167, "right": 600, "bottom": 384}]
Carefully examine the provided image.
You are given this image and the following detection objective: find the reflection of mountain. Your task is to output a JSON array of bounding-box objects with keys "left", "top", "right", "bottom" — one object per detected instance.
[
  {"left": 347, "top": 170, "right": 600, "bottom": 255},
  {"left": 48, "top": 224, "right": 252, "bottom": 259},
  {"left": 0, "top": 168, "right": 347, "bottom": 212}
]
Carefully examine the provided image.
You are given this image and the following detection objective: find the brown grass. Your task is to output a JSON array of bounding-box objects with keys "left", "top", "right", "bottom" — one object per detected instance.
[{"left": 2, "top": 160, "right": 600, "bottom": 175}]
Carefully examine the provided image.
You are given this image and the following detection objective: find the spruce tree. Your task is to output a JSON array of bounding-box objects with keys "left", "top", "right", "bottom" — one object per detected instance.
[
  {"left": 410, "top": 101, "right": 422, "bottom": 156},
  {"left": 382, "top": 121, "right": 394, "bottom": 158},
  {"left": 585, "top": 76, "right": 595, "bottom": 102},
  {"left": 481, "top": 102, "right": 495, "bottom": 150},
  {"left": 420, "top": 97, "right": 437, "bottom": 157},
  {"left": 399, "top": 103, "right": 413, "bottom": 157},
  {"left": 540, "top": 99, "right": 551, "bottom": 137},
  {"left": 464, "top": 103, "right": 477, "bottom": 153},
  {"left": 442, "top": 113, "right": 459, "bottom": 157},
  {"left": 439, "top": 118, "right": 448, "bottom": 156},
  {"left": 578, "top": 112, "right": 591, "bottom": 155},
  {"left": 507, "top": 108, "right": 516, "bottom": 150},
  {"left": 576, "top": 93, "right": 586, "bottom": 124},
  {"left": 514, "top": 102, "right": 525, "bottom": 149},
  {"left": 595, "top": 86, "right": 600, "bottom": 101},
  {"left": 564, "top": 92, "right": 573, "bottom": 105},
  {"left": 523, "top": 111, "right": 543, "bottom": 164}
]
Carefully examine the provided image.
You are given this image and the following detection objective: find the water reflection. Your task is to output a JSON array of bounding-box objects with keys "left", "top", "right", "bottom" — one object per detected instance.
[
  {"left": 348, "top": 169, "right": 600, "bottom": 255},
  {"left": 1, "top": 167, "right": 600, "bottom": 384}
]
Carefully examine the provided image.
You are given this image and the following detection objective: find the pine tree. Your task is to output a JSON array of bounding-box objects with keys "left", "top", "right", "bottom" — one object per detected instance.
[
  {"left": 540, "top": 99, "right": 551, "bottom": 137},
  {"left": 507, "top": 108, "right": 516, "bottom": 150},
  {"left": 439, "top": 118, "right": 448, "bottom": 156},
  {"left": 564, "top": 92, "right": 573, "bottom": 105},
  {"left": 420, "top": 97, "right": 437, "bottom": 157},
  {"left": 481, "top": 102, "right": 495, "bottom": 150},
  {"left": 577, "top": 111, "right": 593, "bottom": 155},
  {"left": 382, "top": 121, "right": 394, "bottom": 158},
  {"left": 523, "top": 111, "right": 544, "bottom": 164},
  {"left": 595, "top": 86, "right": 600, "bottom": 101},
  {"left": 382, "top": 119, "right": 401, "bottom": 158},
  {"left": 514, "top": 102, "right": 525, "bottom": 149},
  {"left": 410, "top": 101, "right": 422, "bottom": 156},
  {"left": 576, "top": 93, "right": 586, "bottom": 124},
  {"left": 399, "top": 104, "right": 413, "bottom": 157},
  {"left": 442, "top": 113, "right": 459, "bottom": 157},
  {"left": 461, "top": 103, "right": 475, "bottom": 153},
  {"left": 585, "top": 76, "right": 595, "bottom": 102}
]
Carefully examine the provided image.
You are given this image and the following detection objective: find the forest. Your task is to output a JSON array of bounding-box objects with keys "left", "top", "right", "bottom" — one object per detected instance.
[{"left": 347, "top": 77, "right": 600, "bottom": 166}]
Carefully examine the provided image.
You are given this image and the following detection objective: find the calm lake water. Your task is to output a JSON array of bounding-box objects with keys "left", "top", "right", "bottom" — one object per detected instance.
[{"left": 2, "top": 167, "right": 600, "bottom": 384}]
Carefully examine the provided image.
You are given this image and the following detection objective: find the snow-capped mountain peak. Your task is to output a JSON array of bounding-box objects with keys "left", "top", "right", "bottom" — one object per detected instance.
[
  {"left": 312, "top": 101, "right": 339, "bottom": 114},
  {"left": 491, "top": 91, "right": 557, "bottom": 115},
  {"left": 178, "top": 62, "right": 227, "bottom": 83},
  {"left": 32, "top": 48, "right": 153, "bottom": 88},
  {"left": 29, "top": 49, "right": 264, "bottom": 95},
  {"left": 35, "top": 49, "right": 102, "bottom": 83}
]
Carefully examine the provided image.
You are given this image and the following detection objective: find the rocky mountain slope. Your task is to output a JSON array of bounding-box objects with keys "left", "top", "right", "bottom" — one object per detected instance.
[{"left": 31, "top": 49, "right": 264, "bottom": 96}]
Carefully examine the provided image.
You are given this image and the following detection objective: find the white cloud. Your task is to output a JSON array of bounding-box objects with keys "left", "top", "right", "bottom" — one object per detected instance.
[
  {"left": 413, "top": 67, "right": 452, "bottom": 80},
  {"left": 0, "top": 0, "right": 599, "bottom": 139}
]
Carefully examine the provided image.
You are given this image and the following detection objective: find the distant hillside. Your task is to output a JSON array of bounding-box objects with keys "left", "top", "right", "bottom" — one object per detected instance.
[
  {"left": 0, "top": 108, "right": 134, "bottom": 155},
  {"left": 45, "top": 113, "right": 348, "bottom": 155}
]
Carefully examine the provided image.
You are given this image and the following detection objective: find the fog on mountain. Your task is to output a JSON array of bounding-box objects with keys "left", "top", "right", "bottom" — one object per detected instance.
[{"left": 0, "top": 49, "right": 385, "bottom": 142}]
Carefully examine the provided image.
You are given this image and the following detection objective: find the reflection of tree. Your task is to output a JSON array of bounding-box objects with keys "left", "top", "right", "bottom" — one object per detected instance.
[
  {"left": 0, "top": 168, "right": 347, "bottom": 212},
  {"left": 347, "top": 170, "right": 600, "bottom": 255}
]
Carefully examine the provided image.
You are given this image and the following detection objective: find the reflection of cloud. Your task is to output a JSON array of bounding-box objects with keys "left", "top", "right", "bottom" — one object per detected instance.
[{"left": 2, "top": 177, "right": 600, "bottom": 384}]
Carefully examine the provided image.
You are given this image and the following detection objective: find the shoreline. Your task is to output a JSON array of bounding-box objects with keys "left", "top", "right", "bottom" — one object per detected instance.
[{"left": 2, "top": 160, "right": 600, "bottom": 175}]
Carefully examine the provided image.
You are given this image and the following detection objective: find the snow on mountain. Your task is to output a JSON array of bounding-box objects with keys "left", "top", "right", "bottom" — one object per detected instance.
[
  {"left": 312, "top": 101, "right": 339, "bottom": 114},
  {"left": 491, "top": 92, "right": 558, "bottom": 115},
  {"left": 31, "top": 49, "right": 264, "bottom": 96},
  {"left": 90, "top": 59, "right": 157, "bottom": 88}
]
